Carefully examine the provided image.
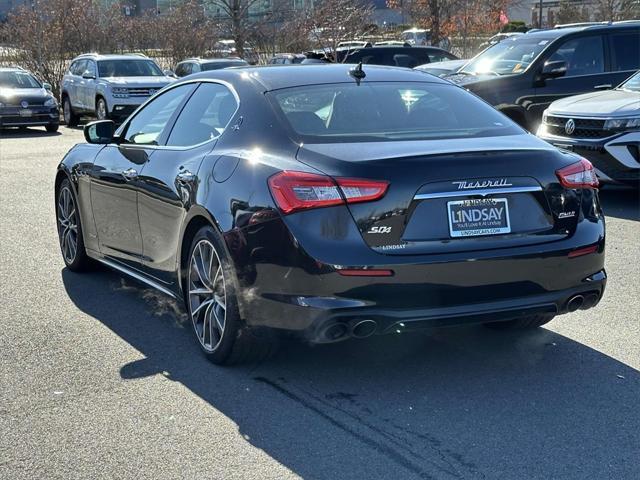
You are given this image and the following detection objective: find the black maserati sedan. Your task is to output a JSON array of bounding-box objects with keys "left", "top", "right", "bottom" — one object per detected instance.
[{"left": 55, "top": 64, "right": 606, "bottom": 364}]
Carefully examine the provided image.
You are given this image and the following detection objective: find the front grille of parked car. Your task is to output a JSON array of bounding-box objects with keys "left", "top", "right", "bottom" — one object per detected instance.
[
  {"left": 127, "top": 88, "right": 157, "bottom": 97},
  {"left": 545, "top": 116, "right": 610, "bottom": 139},
  {"left": 4, "top": 99, "right": 46, "bottom": 107}
]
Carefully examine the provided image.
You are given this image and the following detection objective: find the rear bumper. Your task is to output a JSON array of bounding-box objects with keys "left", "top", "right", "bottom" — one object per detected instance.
[
  {"left": 225, "top": 207, "right": 606, "bottom": 341},
  {"left": 538, "top": 130, "right": 640, "bottom": 183}
]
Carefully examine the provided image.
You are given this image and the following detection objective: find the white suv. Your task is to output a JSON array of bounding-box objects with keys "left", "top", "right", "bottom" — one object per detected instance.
[{"left": 61, "top": 54, "right": 174, "bottom": 125}]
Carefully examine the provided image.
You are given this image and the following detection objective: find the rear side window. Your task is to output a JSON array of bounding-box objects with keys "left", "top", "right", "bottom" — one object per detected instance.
[
  {"left": 610, "top": 32, "right": 640, "bottom": 71},
  {"left": 71, "top": 60, "right": 87, "bottom": 76},
  {"left": 344, "top": 49, "right": 429, "bottom": 68},
  {"left": 270, "top": 82, "right": 521, "bottom": 143},
  {"left": 550, "top": 36, "right": 604, "bottom": 77},
  {"left": 166, "top": 83, "right": 237, "bottom": 147},
  {"left": 428, "top": 51, "right": 456, "bottom": 63}
]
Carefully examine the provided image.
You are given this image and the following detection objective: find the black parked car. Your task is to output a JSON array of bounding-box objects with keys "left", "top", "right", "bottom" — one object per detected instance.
[
  {"left": 55, "top": 65, "right": 606, "bottom": 365},
  {"left": 0, "top": 67, "right": 59, "bottom": 132},
  {"left": 174, "top": 57, "right": 248, "bottom": 77},
  {"left": 446, "top": 21, "right": 640, "bottom": 131},
  {"left": 337, "top": 46, "right": 458, "bottom": 68}
]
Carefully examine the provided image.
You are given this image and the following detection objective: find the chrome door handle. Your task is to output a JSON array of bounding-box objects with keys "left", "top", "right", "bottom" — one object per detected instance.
[
  {"left": 594, "top": 84, "right": 612, "bottom": 90},
  {"left": 121, "top": 168, "right": 138, "bottom": 180},
  {"left": 176, "top": 170, "right": 196, "bottom": 184}
]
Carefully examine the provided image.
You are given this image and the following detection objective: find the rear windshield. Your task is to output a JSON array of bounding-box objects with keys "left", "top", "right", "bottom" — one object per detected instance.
[
  {"left": 97, "top": 60, "right": 163, "bottom": 77},
  {"left": 269, "top": 82, "right": 521, "bottom": 143},
  {"left": 0, "top": 71, "right": 41, "bottom": 88}
]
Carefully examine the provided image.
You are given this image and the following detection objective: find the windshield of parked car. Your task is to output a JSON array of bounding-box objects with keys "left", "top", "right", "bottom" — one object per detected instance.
[
  {"left": 461, "top": 36, "right": 549, "bottom": 75},
  {"left": 618, "top": 71, "right": 640, "bottom": 92},
  {"left": 0, "top": 71, "right": 41, "bottom": 88},
  {"left": 97, "top": 59, "right": 163, "bottom": 77},
  {"left": 270, "top": 82, "right": 521, "bottom": 143}
]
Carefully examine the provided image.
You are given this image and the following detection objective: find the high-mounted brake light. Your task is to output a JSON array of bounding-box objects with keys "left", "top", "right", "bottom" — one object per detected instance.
[
  {"left": 556, "top": 158, "right": 599, "bottom": 189},
  {"left": 268, "top": 171, "right": 388, "bottom": 214}
]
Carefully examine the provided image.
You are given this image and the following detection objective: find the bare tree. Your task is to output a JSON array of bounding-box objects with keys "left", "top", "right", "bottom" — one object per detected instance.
[
  {"left": 204, "top": 0, "right": 268, "bottom": 57},
  {"left": 556, "top": 0, "right": 590, "bottom": 24},
  {"left": 303, "top": 0, "right": 375, "bottom": 55},
  {"left": 594, "top": 0, "right": 640, "bottom": 20}
]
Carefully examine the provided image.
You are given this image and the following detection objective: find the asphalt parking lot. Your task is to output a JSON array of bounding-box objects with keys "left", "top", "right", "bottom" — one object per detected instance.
[{"left": 1, "top": 126, "right": 639, "bottom": 480}]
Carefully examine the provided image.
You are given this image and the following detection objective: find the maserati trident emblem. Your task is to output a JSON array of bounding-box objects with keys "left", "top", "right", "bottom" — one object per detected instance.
[
  {"left": 452, "top": 179, "right": 513, "bottom": 190},
  {"left": 20, "top": 100, "right": 29, "bottom": 109},
  {"left": 565, "top": 118, "right": 576, "bottom": 135}
]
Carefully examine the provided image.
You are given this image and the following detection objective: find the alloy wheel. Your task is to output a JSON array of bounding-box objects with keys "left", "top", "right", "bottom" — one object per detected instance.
[
  {"left": 57, "top": 186, "right": 78, "bottom": 264},
  {"left": 63, "top": 100, "right": 71, "bottom": 124},
  {"left": 188, "top": 239, "right": 227, "bottom": 352}
]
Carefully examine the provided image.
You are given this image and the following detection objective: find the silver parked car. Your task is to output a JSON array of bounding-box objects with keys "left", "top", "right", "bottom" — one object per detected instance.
[
  {"left": 537, "top": 71, "right": 640, "bottom": 186},
  {"left": 61, "top": 53, "right": 175, "bottom": 126}
]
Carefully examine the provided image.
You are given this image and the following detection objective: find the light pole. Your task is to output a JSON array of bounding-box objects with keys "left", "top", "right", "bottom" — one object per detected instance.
[{"left": 539, "top": 0, "right": 543, "bottom": 28}]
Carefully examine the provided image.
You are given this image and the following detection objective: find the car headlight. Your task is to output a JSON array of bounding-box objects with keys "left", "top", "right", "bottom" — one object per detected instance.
[
  {"left": 44, "top": 97, "right": 57, "bottom": 107},
  {"left": 112, "top": 87, "right": 129, "bottom": 98},
  {"left": 604, "top": 117, "right": 640, "bottom": 132},
  {"left": 542, "top": 110, "right": 549, "bottom": 125}
]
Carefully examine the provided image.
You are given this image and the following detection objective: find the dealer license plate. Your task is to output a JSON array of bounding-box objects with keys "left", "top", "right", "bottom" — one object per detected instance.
[
  {"left": 19, "top": 109, "right": 33, "bottom": 117},
  {"left": 447, "top": 198, "right": 510, "bottom": 238}
]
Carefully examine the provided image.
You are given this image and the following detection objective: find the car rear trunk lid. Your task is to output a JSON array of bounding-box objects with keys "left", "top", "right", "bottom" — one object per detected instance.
[{"left": 296, "top": 135, "right": 582, "bottom": 255}]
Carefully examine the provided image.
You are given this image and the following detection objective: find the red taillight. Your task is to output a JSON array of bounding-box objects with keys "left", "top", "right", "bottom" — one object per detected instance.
[
  {"left": 556, "top": 158, "right": 599, "bottom": 189},
  {"left": 568, "top": 245, "right": 598, "bottom": 258},
  {"left": 268, "top": 171, "right": 388, "bottom": 214}
]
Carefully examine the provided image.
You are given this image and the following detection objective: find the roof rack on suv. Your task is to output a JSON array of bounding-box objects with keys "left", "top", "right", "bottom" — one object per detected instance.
[{"left": 553, "top": 21, "right": 610, "bottom": 29}]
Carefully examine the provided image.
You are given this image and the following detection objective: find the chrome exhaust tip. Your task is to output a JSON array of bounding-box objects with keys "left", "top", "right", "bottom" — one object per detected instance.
[
  {"left": 567, "top": 295, "right": 585, "bottom": 313},
  {"left": 581, "top": 293, "right": 599, "bottom": 310},
  {"left": 319, "top": 322, "right": 349, "bottom": 342},
  {"left": 350, "top": 319, "right": 377, "bottom": 339}
]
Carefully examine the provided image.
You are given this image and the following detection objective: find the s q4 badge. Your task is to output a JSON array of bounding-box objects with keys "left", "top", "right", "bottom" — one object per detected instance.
[{"left": 368, "top": 226, "right": 392, "bottom": 234}]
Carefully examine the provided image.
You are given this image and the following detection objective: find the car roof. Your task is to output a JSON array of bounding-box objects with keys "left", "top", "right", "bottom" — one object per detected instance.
[
  {"left": 520, "top": 21, "right": 639, "bottom": 41},
  {"left": 0, "top": 67, "right": 28, "bottom": 72},
  {"left": 187, "top": 64, "right": 450, "bottom": 91},
  {"left": 73, "top": 53, "right": 152, "bottom": 61},
  {"left": 181, "top": 57, "right": 246, "bottom": 64}
]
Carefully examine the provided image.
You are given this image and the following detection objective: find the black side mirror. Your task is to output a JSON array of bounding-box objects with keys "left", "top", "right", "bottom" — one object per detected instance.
[
  {"left": 42, "top": 82, "right": 52, "bottom": 91},
  {"left": 82, "top": 71, "right": 96, "bottom": 80},
  {"left": 84, "top": 120, "right": 116, "bottom": 144},
  {"left": 163, "top": 69, "right": 176, "bottom": 78},
  {"left": 541, "top": 60, "right": 567, "bottom": 79}
]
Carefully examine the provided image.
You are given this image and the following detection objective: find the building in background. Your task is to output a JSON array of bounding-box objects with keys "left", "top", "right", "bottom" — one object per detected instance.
[{"left": 0, "top": 0, "right": 29, "bottom": 20}]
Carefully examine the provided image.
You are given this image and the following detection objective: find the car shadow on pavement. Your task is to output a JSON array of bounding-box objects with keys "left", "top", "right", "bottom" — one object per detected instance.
[
  {"left": 599, "top": 185, "right": 639, "bottom": 221},
  {"left": 62, "top": 267, "right": 640, "bottom": 480},
  {"left": 0, "top": 127, "right": 61, "bottom": 138}
]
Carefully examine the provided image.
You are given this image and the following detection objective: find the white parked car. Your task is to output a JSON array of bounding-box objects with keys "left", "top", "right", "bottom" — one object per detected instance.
[
  {"left": 60, "top": 53, "right": 175, "bottom": 125},
  {"left": 537, "top": 71, "right": 640, "bottom": 186}
]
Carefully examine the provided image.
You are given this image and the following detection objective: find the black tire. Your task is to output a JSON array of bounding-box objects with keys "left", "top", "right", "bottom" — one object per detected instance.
[
  {"left": 185, "top": 225, "right": 276, "bottom": 365},
  {"left": 484, "top": 313, "right": 555, "bottom": 330},
  {"left": 62, "top": 96, "right": 79, "bottom": 127},
  {"left": 56, "top": 178, "right": 92, "bottom": 272},
  {"left": 95, "top": 97, "right": 109, "bottom": 120},
  {"left": 46, "top": 124, "right": 59, "bottom": 133}
]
